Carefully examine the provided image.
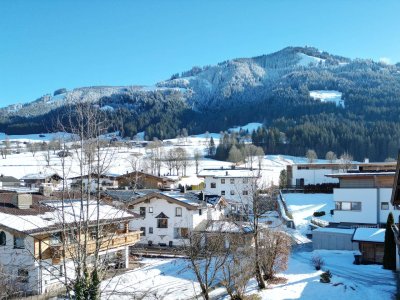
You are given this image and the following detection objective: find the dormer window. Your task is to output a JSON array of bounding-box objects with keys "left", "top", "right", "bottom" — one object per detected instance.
[
  {"left": 156, "top": 212, "right": 169, "bottom": 228},
  {"left": 211, "top": 183, "right": 216, "bottom": 188}
]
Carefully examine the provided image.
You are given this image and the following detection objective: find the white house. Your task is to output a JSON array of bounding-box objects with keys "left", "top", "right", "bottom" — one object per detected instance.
[
  {"left": 69, "top": 172, "right": 120, "bottom": 193},
  {"left": 0, "top": 193, "right": 140, "bottom": 296},
  {"left": 326, "top": 172, "right": 399, "bottom": 226},
  {"left": 198, "top": 167, "right": 259, "bottom": 213},
  {"left": 287, "top": 161, "right": 396, "bottom": 187},
  {"left": 126, "top": 191, "right": 225, "bottom": 247}
]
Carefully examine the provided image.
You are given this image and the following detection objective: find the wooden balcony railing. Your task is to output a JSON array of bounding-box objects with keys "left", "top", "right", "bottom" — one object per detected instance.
[{"left": 43, "top": 230, "right": 141, "bottom": 264}]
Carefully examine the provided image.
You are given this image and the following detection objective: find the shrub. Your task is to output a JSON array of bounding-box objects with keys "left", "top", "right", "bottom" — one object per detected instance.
[
  {"left": 320, "top": 270, "right": 332, "bottom": 283},
  {"left": 313, "top": 211, "right": 326, "bottom": 217},
  {"left": 311, "top": 255, "right": 324, "bottom": 270}
]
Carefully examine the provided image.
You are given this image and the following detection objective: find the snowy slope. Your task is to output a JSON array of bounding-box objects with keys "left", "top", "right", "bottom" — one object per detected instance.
[{"left": 310, "top": 90, "right": 345, "bottom": 108}]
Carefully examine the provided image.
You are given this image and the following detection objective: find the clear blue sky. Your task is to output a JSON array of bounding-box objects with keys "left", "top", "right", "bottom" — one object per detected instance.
[{"left": 0, "top": 0, "right": 399, "bottom": 106}]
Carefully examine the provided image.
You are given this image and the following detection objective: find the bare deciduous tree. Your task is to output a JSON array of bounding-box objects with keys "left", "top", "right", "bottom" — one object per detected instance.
[
  {"left": 306, "top": 149, "right": 317, "bottom": 163},
  {"left": 339, "top": 151, "right": 353, "bottom": 171},
  {"left": 194, "top": 149, "right": 202, "bottom": 175},
  {"left": 325, "top": 151, "right": 337, "bottom": 163},
  {"left": 185, "top": 228, "right": 229, "bottom": 300}
]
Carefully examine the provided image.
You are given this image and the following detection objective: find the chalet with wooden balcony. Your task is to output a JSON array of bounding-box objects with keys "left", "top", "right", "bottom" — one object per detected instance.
[{"left": 0, "top": 192, "right": 140, "bottom": 295}]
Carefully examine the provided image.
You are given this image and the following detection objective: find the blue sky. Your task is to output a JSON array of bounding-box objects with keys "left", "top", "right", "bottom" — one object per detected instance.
[{"left": 0, "top": 0, "right": 399, "bottom": 106}]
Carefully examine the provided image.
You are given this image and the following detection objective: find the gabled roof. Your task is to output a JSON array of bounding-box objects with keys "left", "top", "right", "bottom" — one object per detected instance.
[
  {"left": 202, "top": 221, "right": 253, "bottom": 234},
  {"left": 127, "top": 191, "right": 207, "bottom": 210},
  {"left": 391, "top": 150, "right": 400, "bottom": 206},
  {"left": 0, "top": 199, "right": 137, "bottom": 235},
  {"left": 117, "top": 171, "right": 175, "bottom": 182},
  {"left": 0, "top": 175, "right": 19, "bottom": 183},
  {"left": 155, "top": 212, "right": 169, "bottom": 219},
  {"left": 198, "top": 168, "right": 259, "bottom": 178},
  {"left": 69, "top": 172, "right": 121, "bottom": 180},
  {"left": 20, "top": 172, "right": 63, "bottom": 181}
]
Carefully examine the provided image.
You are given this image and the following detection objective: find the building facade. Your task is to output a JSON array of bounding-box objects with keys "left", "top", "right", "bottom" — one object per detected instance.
[{"left": 127, "top": 191, "right": 225, "bottom": 247}]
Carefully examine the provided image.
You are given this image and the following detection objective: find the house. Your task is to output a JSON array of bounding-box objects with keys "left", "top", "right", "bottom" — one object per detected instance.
[
  {"left": 69, "top": 173, "right": 120, "bottom": 192},
  {"left": 195, "top": 220, "right": 253, "bottom": 249},
  {"left": 20, "top": 172, "right": 63, "bottom": 189},
  {"left": 286, "top": 163, "right": 344, "bottom": 187},
  {"left": 287, "top": 161, "right": 396, "bottom": 188},
  {"left": 0, "top": 193, "right": 141, "bottom": 296},
  {"left": 0, "top": 175, "right": 20, "bottom": 188},
  {"left": 198, "top": 167, "right": 259, "bottom": 212},
  {"left": 352, "top": 228, "right": 385, "bottom": 264},
  {"left": 326, "top": 171, "right": 398, "bottom": 226},
  {"left": 124, "top": 191, "right": 225, "bottom": 247},
  {"left": 117, "top": 171, "right": 176, "bottom": 189},
  {"left": 390, "top": 151, "right": 400, "bottom": 270}
]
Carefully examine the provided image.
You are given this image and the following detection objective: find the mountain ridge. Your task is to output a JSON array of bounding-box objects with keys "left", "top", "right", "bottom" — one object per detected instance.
[{"left": 1, "top": 46, "right": 400, "bottom": 161}]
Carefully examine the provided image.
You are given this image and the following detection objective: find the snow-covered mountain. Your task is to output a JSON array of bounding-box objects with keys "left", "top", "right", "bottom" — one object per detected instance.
[{"left": 0, "top": 46, "right": 351, "bottom": 117}]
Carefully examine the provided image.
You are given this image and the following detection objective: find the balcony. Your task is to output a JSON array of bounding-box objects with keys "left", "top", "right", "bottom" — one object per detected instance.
[{"left": 43, "top": 230, "right": 141, "bottom": 264}]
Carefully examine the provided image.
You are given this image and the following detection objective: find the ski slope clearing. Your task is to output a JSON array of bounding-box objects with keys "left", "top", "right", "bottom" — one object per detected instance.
[{"left": 310, "top": 90, "right": 344, "bottom": 108}]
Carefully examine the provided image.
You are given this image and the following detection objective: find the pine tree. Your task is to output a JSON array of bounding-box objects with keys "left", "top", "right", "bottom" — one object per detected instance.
[{"left": 383, "top": 212, "right": 396, "bottom": 270}]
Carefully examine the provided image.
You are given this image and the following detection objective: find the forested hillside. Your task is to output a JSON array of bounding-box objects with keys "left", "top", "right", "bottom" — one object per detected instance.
[{"left": 1, "top": 46, "right": 399, "bottom": 161}]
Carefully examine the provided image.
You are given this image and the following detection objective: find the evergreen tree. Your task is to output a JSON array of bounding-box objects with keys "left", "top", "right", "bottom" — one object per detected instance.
[
  {"left": 383, "top": 212, "right": 396, "bottom": 270},
  {"left": 208, "top": 137, "right": 216, "bottom": 157}
]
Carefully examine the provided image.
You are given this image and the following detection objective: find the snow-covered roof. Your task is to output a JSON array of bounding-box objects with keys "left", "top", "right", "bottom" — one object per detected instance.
[
  {"left": 0, "top": 200, "right": 136, "bottom": 235},
  {"left": 313, "top": 227, "right": 355, "bottom": 235},
  {"left": 326, "top": 172, "right": 395, "bottom": 178},
  {"left": 204, "top": 221, "right": 253, "bottom": 233},
  {"left": 198, "top": 168, "right": 259, "bottom": 178},
  {"left": 20, "top": 172, "right": 62, "bottom": 180},
  {"left": 352, "top": 228, "right": 385, "bottom": 243}
]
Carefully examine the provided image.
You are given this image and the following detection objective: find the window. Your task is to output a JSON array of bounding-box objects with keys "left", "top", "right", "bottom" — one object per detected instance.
[
  {"left": 199, "top": 209, "right": 202, "bottom": 215},
  {"left": 139, "top": 207, "right": 146, "bottom": 217},
  {"left": 174, "top": 228, "right": 189, "bottom": 239},
  {"left": 230, "top": 190, "right": 235, "bottom": 195},
  {"left": 335, "top": 201, "right": 361, "bottom": 211},
  {"left": 175, "top": 207, "right": 182, "bottom": 217},
  {"left": 221, "top": 179, "right": 225, "bottom": 184},
  {"left": 0, "top": 231, "right": 6, "bottom": 246},
  {"left": 221, "top": 190, "right": 225, "bottom": 195},
  {"left": 140, "top": 227, "right": 146, "bottom": 236},
  {"left": 230, "top": 178, "right": 235, "bottom": 184},
  {"left": 50, "top": 232, "right": 62, "bottom": 245},
  {"left": 381, "top": 202, "right": 389, "bottom": 210},
  {"left": 50, "top": 265, "right": 63, "bottom": 280},
  {"left": 17, "top": 269, "right": 28, "bottom": 283},
  {"left": 243, "top": 178, "right": 249, "bottom": 184},
  {"left": 351, "top": 202, "right": 361, "bottom": 211},
  {"left": 211, "top": 182, "right": 216, "bottom": 188},
  {"left": 157, "top": 219, "right": 168, "bottom": 228},
  {"left": 14, "top": 236, "right": 25, "bottom": 249},
  {"left": 148, "top": 207, "right": 153, "bottom": 213},
  {"left": 149, "top": 227, "right": 153, "bottom": 234},
  {"left": 243, "top": 190, "right": 248, "bottom": 195}
]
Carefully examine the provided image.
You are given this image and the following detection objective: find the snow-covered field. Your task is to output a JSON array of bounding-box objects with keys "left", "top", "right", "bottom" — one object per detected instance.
[
  {"left": 0, "top": 123, "right": 292, "bottom": 187},
  {"left": 283, "top": 193, "right": 334, "bottom": 234},
  {"left": 101, "top": 250, "right": 395, "bottom": 300}
]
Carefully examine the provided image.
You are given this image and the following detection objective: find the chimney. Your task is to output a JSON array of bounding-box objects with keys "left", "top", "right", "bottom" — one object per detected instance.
[
  {"left": 225, "top": 171, "right": 228, "bottom": 176},
  {"left": 364, "top": 158, "right": 369, "bottom": 163},
  {"left": 12, "top": 194, "right": 33, "bottom": 209}
]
